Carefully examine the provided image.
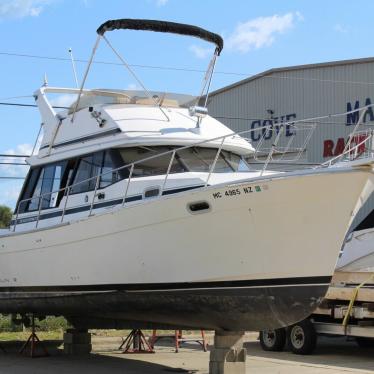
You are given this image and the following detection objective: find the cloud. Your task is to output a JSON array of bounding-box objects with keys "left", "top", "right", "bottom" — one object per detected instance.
[
  {"left": 126, "top": 83, "right": 139, "bottom": 90},
  {"left": 0, "top": 144, "right": 32, "bottom": 209},
  {"left": 156, "top": 0, "right": 168, "bottom": 6},
  {"left": 227, "top": 12, "right": 302, "bottom": 53},
  {"left": 0, "top": 181, "right": 24, "bottom": 209},
  {"left": 0, "top": 0, "right": 52, "bottom": 19},
  {"left": 0, "top": 144, "right": 32, "bottom": 178},
  {"left": 334, "top": 24, "right": 348, "bottom": 33},
  {"left": 50, "top": 94, "right": 76, "bottom": 108},
  {"left": 189, "top": 44, "right": 213, "bottom": 59}
]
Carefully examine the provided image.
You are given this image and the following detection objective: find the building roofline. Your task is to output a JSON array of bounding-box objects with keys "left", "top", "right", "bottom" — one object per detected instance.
[{"left": 210, "top": 56, "right": 374, "bottom": 97}]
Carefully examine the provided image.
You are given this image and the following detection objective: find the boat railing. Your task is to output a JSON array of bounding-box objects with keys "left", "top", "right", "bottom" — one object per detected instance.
[{"left": 12, "top": 104, "right": 374, "bottom": 231}]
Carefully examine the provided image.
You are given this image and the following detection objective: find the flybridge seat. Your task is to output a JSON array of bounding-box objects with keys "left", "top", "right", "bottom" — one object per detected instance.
[{"left": 67, "top": 89, "right": 194, "bottom": 114}]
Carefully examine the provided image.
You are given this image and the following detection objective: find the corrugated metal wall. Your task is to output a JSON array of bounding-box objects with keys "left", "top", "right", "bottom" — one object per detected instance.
[{"left": 208, "top": 60, "right": 374, "bottom": 229}]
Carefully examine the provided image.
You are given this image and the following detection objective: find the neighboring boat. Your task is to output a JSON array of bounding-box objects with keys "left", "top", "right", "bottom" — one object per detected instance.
[
  {"left": 0, "top": 19, "right": 374, "bottom": 331},
  {"left": 336, "top": 207, "right": 374, "bottom": 273}
]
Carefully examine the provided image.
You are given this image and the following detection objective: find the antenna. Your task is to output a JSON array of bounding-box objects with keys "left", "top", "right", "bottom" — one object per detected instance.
[
  {"left": 43, "top": 73, "right": 48, "bottom": 87},
  {"left": 68, "top": 47, "right": 79, "bottom": 88}
]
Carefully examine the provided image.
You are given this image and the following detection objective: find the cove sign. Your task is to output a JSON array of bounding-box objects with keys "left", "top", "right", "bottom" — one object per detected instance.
[{"left": 249, "top": 113, "right": 297, "bottom": 142}]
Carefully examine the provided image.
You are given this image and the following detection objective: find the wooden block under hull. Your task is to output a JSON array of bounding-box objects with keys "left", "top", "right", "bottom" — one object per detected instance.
[{"left": 325, "top": 270, "right": 374, "bottom": 303}]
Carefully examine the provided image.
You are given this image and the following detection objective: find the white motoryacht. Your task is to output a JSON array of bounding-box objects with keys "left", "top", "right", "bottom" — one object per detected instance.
[{"left": 1, "top": 19, "right": 374, "bottom": 331}]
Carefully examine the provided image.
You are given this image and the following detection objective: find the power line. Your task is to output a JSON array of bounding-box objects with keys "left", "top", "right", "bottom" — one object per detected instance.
[
  {"left": 2, "top": 51, "right": 374, "bottom": 86},
  {"left": 0, "top": 51, "right": 246, "bottom": 76},
  {"left": 0, "top": 162, "right": 27, "bottom": 165},
  {"left": 0, "top": 154, "right": 30, "bottom": 158},
  {"left": 0, "top": 176, "right": 26, "bottom": 180},
  {"left": 0, "top": 95, "right": 34, "bottom": 101},
  {"left": 0, "top": 102, "right": 68, "bottom": 109},
  {"left": 0, "top": 102, "right": 357, "bottom": 126}
]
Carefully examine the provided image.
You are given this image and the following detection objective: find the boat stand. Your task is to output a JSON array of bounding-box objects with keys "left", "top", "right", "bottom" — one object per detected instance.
[
  {"left": 119, "top": 329, "right": 155, "bottom": 353},
  {"left": 150, "top": 329, "right": 207, "bottom": 352},
  {"left": 209, "top": 331, "right": 246, "bottom": 374},
  {"left": 19, "top": 315, "right": 49, "bottom": 358}
]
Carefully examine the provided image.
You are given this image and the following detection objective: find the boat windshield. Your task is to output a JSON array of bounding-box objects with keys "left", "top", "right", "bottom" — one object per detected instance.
[
  {"left": 68, "top": 89, "right": 196, "bottom": 113},
  {"left": 118, "top": 146, "right": 250, "bottom": 177}
]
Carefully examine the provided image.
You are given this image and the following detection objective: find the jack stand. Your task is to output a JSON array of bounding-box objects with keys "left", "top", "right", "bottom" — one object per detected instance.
[
  {"left": 150, "top": 329, "right": 207, "bottom": 353},
  {"left": 19, "top": 315, "right": 49, "bottom": 358},
  {"left": 119, "top": 329, "right": 155, "bottom": 354}
]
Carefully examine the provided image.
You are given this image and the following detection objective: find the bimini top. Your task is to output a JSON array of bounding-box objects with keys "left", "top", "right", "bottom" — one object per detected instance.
[{"left": 96, "top": 18, "right": 224, "bottom": 55}]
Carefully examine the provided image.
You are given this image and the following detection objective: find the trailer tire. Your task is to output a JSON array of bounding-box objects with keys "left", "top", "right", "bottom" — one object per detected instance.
[
  {"left": 287, "top": 319, "right": 317, "bottom": 355},
  {"left": 259, "top": 328, "right": 286, "bottom": 351},
  {"left": 356, "top": 337, "right": 374, "bottom": 348}
]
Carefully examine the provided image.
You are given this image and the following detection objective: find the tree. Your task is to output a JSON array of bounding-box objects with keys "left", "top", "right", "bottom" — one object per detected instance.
[{"left": 0, "top": 205, "right": 12, "bottom": 229}]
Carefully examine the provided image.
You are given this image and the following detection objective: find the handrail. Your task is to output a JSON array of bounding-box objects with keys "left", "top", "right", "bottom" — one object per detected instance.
[
  {"left": 12, "top": 105, "right": 374, "bottom": 231},
  {"left": 320, "top": 130, "right": 374, "bottom": 168}
]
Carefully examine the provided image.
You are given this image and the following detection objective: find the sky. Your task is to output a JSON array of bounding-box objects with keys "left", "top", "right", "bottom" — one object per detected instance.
[{"left": 0, "top": 0, "right": 374, "bottom": 207}]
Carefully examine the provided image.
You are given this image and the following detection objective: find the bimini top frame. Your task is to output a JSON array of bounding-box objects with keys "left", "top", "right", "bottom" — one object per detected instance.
[
  {"left": 97, "top": 19, "right": 224, "bottom": 55},
  {"left": 71, "top": 19, "right": 224, "bottom": 122}
]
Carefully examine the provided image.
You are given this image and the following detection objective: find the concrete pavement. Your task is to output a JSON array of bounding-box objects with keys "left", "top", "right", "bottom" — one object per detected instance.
[{"left": 0, "top": 333, "right": 371, "bottom": 373}]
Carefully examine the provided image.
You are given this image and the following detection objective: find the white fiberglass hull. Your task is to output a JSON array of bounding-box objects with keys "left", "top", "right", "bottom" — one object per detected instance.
[{"left": 0, "top": 166, "right": 373, "bottom": 330}]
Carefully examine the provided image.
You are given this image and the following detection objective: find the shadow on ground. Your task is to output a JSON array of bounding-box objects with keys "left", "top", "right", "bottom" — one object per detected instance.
[
  {"left": 0, "top": 351, "right": 198, "bottom": 374},
  {"left": 0, "top": 340, "right": 201, "bottom": 374},
  {"left": 245, "top": 336, "right": 374, "bottom": 372}
]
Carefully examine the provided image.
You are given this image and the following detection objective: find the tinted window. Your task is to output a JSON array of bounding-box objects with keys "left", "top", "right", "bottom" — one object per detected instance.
[
  {"left": 221, "top": 151, "right": 250, "bottom": 172},
  {"left": 19, "top": 162, "right": 67, "bottom": 212},
  {"left": 71, "top": 152, "right": 103, "bottom": 194},
  {"left": 117, "top": 146, "right": 249, "bottom": 176},
  {"left": 39, "top": 165, "right": 56, "bottom": 209},
  {"left": 119, "top": 147, "right": 185, "bottom": 177},
  {"left": 27, "top": 169, "right": 44, "bottom": 211},
  {"left": 177, "top": 147, "right": 232, "bottom": 173},
  {"left": 100, "top": 151, "right": 122, "bottom": 188}
]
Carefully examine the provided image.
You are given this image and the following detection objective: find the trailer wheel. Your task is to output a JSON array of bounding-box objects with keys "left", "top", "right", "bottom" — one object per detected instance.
[
  {"left": 356, "top": 337, "right": 374, "bottom": 348},
  {"left": 287, "top": 319, "right": 317, "bottom": 355},
  {"left": 259, "top": 328, "right": 286, "bottom": 351}
]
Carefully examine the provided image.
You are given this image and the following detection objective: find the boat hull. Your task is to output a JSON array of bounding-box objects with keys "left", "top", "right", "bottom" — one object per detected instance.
[{"left": 0, "top": 167, "right": 373, "bottom": 330}]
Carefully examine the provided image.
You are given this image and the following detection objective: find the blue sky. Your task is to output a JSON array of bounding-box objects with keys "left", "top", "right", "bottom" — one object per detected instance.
[{"left": 0, "top": 0, "right": 374, "bottom": 207}]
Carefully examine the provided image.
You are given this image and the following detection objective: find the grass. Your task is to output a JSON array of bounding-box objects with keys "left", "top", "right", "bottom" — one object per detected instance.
[
  {"left": 0, "top": 315, "right": 210, "bottom": 342},
  {"left": 0, "top": 330, "right": 63, "bottom": 341}
]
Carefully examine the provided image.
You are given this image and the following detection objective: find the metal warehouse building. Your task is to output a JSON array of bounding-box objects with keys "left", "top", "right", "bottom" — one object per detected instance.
[{"left": 208, "top": 57, "right": 374, "bottom": 229}]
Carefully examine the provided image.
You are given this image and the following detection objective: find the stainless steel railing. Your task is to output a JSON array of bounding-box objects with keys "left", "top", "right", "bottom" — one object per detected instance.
[{"left": 12, "top": 105, "right": 374, "bottom": 232}]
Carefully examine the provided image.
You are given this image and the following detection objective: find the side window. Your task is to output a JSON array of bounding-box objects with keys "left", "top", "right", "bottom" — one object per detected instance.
[
  {"left": 71, "top": 152, "right": 103, "bottom": 194},
  {"left": 49, "top": 166, "right": 63, "bottom": 208},
  {"left": 100, "top": 152, "right": 114, "bottom": 188},
  {"left": 27, "top": 169, "right": 45, "bottom": 211},
  {"left": 39, "top": 165, "right": 56, "bottom": 209},
  {"left": 20, "top": 162, "right": 67, "bottom": 212},
  {"left": 100, "top": 151, "right": 122, "bottom": 188},
  {"left": 119, "top": 147, "right": 185, "bottom": 177},
  {"left": 17, "top": 168, "right": 41, "bottom": 213}
]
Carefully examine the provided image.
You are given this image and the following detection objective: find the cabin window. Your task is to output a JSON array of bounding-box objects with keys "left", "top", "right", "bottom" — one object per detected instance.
[
  {"left": 99, "top": 150, "right": 122, "bottom": 188},
  {"left": 221, "top": 151, "right": 250, "bottom": 172},
  {"left": 176, "top": 147, "right": 233, "bottom": 173},
  {"left": 69, "top": 150, "right": 124, "bottom": 194},
  {"left": 27, "top": 168, "right": 45, "bottom": 211},
  {"left": 18, "top": 162, "right": 67, "bottom": 213},
  {"left": 117, "top": 146, "right": 250, "bottom": 177},
  {"left": 119, "top": 147, "right": 185, "bottom": 177},
  {"left": 70, "top": 153, "right": 103, "bottom": 194}
]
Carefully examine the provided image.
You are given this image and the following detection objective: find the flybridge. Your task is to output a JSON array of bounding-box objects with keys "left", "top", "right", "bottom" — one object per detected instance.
[
  {"left": 31, "top": 18, "right": 228, "bottom": 161},
  {"left": 70, "top": 18, "right": 223, "bottom": 123}
]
